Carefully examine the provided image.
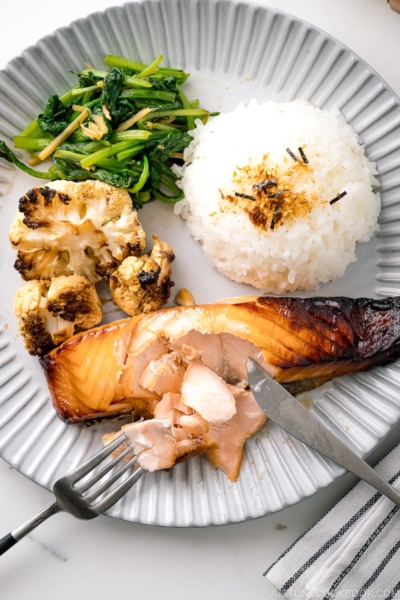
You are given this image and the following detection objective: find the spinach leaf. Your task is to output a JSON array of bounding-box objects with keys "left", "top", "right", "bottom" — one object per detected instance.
[
  {"left": 100, "top": 68, "right": 125, "bottom": 118},
  {"left": 91, "top": 168, "right": 136, "bottom": 188},
  {"left": 133, "top": 98, "right": 172, "bottom": 110},
  {"left": 110, "top": 99, "right": 137, "bottom": 128},
  {"left": 52, "top": 157, "right": 91, "bottom": 181},
  {"left": 52, "top": 156, "right": 137, "bottom": 188},
  {"left": 148, "top": 76, "right": 180, "bottom": 94},
  {"left": 130, "top": 196, "right": 144, "bottom": 211},
  {"left": 148, "top": 130, "right": 191, "bottom": 188},
  {"left": 59, "top": 142, "right": 91, "bottom": 155},
  {"left": 37, "top": 95, "right": 70, "bottom": 136},
  {"left": 99, "top": 70, "right": 142, "bottom": 126},
  {"left": 70, "top": 70, "right": 100, "bottom": 86},
  {"left": 133, "top": 99, "right": 182, "bottom": 112}
]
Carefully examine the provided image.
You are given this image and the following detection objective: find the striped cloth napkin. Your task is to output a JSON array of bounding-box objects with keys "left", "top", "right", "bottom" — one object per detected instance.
[{"left": 265, "top": 444, "right": 400, "bottom": 599}]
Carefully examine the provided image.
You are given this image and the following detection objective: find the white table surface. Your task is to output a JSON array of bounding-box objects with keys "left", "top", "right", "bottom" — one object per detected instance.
[{"left": 1, "top": 1, "right": 400, "bottom": 598}]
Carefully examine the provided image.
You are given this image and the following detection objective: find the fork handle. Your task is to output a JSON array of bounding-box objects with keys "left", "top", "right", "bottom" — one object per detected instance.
[
  {"left": 0, "top": 502, "right": 60, "bottom": 556},
  {"left": 0, "top": 533, "right": 17, "bottom": 555}
]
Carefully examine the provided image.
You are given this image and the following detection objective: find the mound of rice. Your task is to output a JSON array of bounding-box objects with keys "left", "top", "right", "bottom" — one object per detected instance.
[{"left": 174, "top": 100, "right": 380, "bottom": 293}]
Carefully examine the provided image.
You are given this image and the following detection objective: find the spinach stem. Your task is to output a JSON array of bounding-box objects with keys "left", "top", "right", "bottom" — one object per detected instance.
[
  {"left": 95, "top": 158, "right": 130, "bottom": 171},
  {"left": 104, "top": 54, "right": 187, "bottom": 79},
  {"left": 149, "top": 122, "right": 182, "bottom": 132},
  {"left": 110, "top": 130, "right": 152, "bottom": 142},
  {"left": 116, "top": 144, "right": 147, "bottom": 161},
  {"left": 129, "top": 155, "right": 149, "bottom": 193},
  {"left": 136, "top": 190, "right": 152, "bottom": 202},
  {"left": 80, "top": 140, "right": 141, "bottom": 168},
  {"left": 80, "top": 69, "right": 152, "bottom": 89},
  {"left": 54, "top": 149, "right": 87, "bottom": 161},
  {"left": 18, "top": 119, "right": 42, "bottom": 139},
  {"left": 0, "top": 140, "right": 54, "bottom": 179},
  {"left": 71, "top": 85, "right": 99, "bottom": 97},
  {"left": 136, "top": 55, "right": 163, "bottom": 79},
  {"left": 104, "top": 55, "right": 148, "bottom": 72},
  {"left": 13, "top": 137, "right": 50, "bottom": 151},
  {"left": 120, "top": 89, "right": 176, "bottom": 102},
  {"left": 178, "top": 86, "right": 195, "bottom": 131},
  {"left": 161, "top": 171, "right": 183, "bottom": 196},
  {"left": 151, "top": 188, "right": 184, "bottom": 203},
  {"left": 138, "top": 108, "right": 209, "bottom": 128}
]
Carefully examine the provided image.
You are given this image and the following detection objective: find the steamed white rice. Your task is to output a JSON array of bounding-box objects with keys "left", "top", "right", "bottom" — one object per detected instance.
[{"left": 174, "top": 100, "right": 380, "bottom": 293}]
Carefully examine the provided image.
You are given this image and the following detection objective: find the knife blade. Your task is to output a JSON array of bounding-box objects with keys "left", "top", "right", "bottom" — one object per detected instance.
[{"left": 247, "top": 357, "right": 400, "bottom": 506}]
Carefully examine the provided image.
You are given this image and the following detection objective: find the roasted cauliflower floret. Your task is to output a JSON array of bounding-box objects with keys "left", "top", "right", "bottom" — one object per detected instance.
[
  {"left": 13, "top": 276, "right": 102, "bottom": 356},
  {"left": 110, "top": 235, "right": 175, "bottom": 316},
  {"left": 9, "top": 180, "right": 146, "bottom": 283}
]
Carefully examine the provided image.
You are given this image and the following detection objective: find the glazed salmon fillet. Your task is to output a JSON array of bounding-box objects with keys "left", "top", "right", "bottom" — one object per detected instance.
[{"left": 41, "top": 296, "right": 400, "bottom": 480}]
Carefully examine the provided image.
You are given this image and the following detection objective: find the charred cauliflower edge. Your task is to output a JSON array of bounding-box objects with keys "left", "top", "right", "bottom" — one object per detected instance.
[
  {"left": 10, "top": 181, "right": 176, "bottom": 356},
  {"left": 110, "top": 234, "right": 175, "bottom": 316},
  {"left": 9, "top": 180, "right": 146, "bottom": 283},
  {"left": 13, "top": 276, "right": 102, "bottom": 356}
]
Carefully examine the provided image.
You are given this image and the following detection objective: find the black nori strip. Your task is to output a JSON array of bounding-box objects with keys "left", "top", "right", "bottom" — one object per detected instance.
[
  {"left": 298, "top": 147, "right": 309, "bottom": 164},
  {"left": 329, "top": 191, "right": 347, "bottom": 205},
  {"left": 267, "top": 190, "right": 289, "bottom": 198},
  {"left": 235, "top": 192, "right": 256, "bottom": 201},
  {"left": 253, "top": 179, "right": 277, "bottom": 191},
  {"left": 286, "top": 147, "right": 297, "bottom": 162},
  {"left": 270, "top": 205, "right": 280, "bottom": 230}
]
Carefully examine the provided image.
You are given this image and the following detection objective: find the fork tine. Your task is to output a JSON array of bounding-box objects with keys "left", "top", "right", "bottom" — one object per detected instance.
[
  {"left": 85, "top": 453, "right": 138, "bottom": 503},
  {"left": 92, "top": 466, "right": 144, "bottom": 513},
  {"left": 76, "top": 444, "right": 135, "bottom": 493},
  {"left": 67, "top": 434, "right": 128, "bottom": 484}
]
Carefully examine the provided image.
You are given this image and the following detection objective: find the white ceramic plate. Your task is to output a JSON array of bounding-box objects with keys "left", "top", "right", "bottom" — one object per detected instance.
[{"left": 1, "top": 0, "right": 400, "bottom": 526}]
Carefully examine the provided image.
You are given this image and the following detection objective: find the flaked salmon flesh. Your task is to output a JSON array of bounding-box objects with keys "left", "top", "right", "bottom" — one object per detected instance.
[{"left": 41, "top": 296, "right": 400, "bottom": 480}]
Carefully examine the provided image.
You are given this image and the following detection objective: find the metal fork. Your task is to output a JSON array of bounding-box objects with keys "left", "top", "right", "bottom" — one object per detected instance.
[{"left": 0, "top": 433, "right": 143, "bottom": 556}]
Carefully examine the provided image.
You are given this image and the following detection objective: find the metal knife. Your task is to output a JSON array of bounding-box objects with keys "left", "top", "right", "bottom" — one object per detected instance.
[{"left": 247, "top": 358, "right": 400, "bottom": 506}]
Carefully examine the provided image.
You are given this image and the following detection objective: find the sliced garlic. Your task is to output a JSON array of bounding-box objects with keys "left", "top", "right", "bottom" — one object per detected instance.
[{"left": 174, "top": 288, "right": 195, "bottom": 306}]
